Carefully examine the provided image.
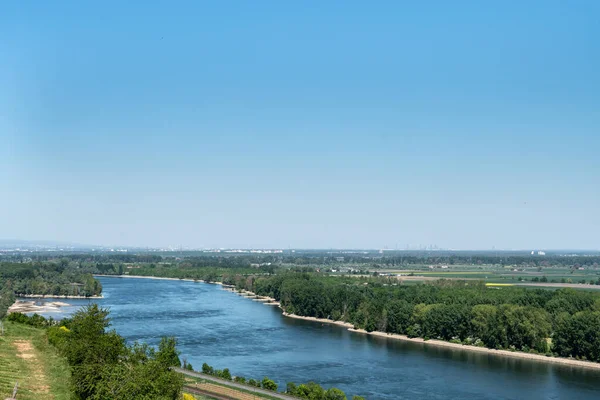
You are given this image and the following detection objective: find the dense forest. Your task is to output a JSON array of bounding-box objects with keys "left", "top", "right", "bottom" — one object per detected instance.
[
  {"left": 84, "top": 261, "right": 278, "bottom": 282},
  {"left": 0, "top": 262, "right": 102, "bottom": 297},
  {"left": 8, "top": 306, "right": 184, "bottom": 399},
  {"left": 240, "top": 273, "right": 600, "bottom": 362},
  {"left": 0, "top": 262, "right": 102, "bottom": 318}
]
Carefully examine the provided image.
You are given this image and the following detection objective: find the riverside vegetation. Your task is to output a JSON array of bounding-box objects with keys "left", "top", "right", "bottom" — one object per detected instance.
[
  {"left": 238, "top": 273, "right": 600, "bottom": 362},
  {"left": 0, "top": 262, "right": 102, "bottom": 318}
]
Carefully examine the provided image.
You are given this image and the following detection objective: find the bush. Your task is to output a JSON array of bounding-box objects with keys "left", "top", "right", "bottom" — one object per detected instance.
[
  {"left": 220, "top": 368, "right": 232, "bottom": 380},
  {"left": 261, "top": 376, "right": 277, "bottom": 391},
  {"left": 202, "top": 362, "right": 214, "bottom": 375},
  {"left": 325, "top": 387, "right": 347, "bottom": 400},
  {"left": 286, "top": 382, "right": 298, "bottom": 395},
  {"left": 7, "top": 312, "right": 55, "bottom": 328}
]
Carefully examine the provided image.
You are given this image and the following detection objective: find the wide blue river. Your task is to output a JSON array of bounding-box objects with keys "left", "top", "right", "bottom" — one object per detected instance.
[{"left": 30, "top": 276, "right": 600, "bottom": 399}]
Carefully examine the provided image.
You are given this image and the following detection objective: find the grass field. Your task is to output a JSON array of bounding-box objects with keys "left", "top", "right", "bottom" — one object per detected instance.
[
  {"left": 376, "top": 264, "right": 600, "bottom": 288},
  {"left": 0, "top": 321, "right": 71, "bottom": 400}
]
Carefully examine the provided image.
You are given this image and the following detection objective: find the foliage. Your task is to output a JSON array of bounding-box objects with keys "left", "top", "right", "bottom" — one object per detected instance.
[
  {"left": 261, "top": 376, "right": 277, "bottom": 391},
  {"left": 249, "top": 273, "right": 600, "bottom": 361},
  {"left": 199, "top": 362, "right": 352, "bottom": 399},
  {"left": 0, "top": 262, "right": 102, "bottom": 297},
  {"left": 43, "top": 304, "right": 183, "bottom": 399},
  {"left": 7, "top": 312, "right": 56, "bottom": 328},
  {"left": 0, "top": 285, "right": 15, "bottom": 319}
]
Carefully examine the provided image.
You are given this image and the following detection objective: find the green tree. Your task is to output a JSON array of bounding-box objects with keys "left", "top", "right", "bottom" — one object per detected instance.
[
  {"left": 202, "top": 363, "right": 214, "bottom": 375},
  {"left": 325, "top": 387, "right": 347, "bottom": 400},
  {"left": 156, "top": 337, "right": 181, "bottom": 367},
  {"left": 261, "top": 376, "right": 278, "bottom": 391}
]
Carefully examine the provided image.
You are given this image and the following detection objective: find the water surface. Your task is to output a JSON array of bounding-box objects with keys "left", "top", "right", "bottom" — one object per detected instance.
[{"left": 28, "top": 277, "right": 600, "bottom": 399}]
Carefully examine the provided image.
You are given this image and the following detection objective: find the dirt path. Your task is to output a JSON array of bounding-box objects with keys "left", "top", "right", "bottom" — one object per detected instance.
[{"left": 12, "top": 340, "right": 52, "bottom": 398}]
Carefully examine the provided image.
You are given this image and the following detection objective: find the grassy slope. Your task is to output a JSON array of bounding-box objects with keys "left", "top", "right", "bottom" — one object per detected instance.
[{"left": 0, "top": 321, "right": 71, "bottom": 400}]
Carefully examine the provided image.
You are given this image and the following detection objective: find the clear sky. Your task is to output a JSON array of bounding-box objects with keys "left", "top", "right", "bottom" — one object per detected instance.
[{"left": 1, "top": 1, "right": 598, "bottom": 250}]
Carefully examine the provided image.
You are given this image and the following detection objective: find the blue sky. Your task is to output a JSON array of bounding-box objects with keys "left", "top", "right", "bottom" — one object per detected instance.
[{"left": 1, "top": 1, "right": 598, "bottom": 249}]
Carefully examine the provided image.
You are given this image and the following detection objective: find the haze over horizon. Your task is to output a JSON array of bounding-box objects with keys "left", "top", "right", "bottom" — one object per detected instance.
[{"left": 2, "top": 2, "right": 599, "bottom": 250}]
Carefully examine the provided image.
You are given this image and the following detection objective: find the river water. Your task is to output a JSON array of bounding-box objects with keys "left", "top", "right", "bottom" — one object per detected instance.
[{"left": 28, "top": 276, "right": 600, "bottom": 399}]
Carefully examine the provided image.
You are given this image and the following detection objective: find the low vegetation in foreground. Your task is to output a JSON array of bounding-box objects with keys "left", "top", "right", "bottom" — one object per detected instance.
[
  {"left": 3, "top": 307, "right": 184, "bottom": 400},
  {"left": 3, "top": 310, "right": 366, "bottom": 400}
]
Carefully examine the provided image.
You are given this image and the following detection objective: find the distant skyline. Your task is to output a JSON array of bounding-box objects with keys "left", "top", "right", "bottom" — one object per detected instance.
[{"left": 1, "top": 1, "right": 599, "bottom": 250}]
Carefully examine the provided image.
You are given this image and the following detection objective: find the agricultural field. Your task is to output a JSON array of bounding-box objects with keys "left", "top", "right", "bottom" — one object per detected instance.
[
  {"left": 373, "top": 264, "right": 600, "bottom": 289},
  {"left": 184, "top": 377, "right": 281, "bottom": 400}
]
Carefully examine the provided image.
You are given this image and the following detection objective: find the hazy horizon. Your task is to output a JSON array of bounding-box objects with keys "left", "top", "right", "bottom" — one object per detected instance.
[
  {"left": 1, "top": 238, "right": 598, "bottom": 253},
  {"left": 2, "top": 2, "right": 599, "bottom": 250}
]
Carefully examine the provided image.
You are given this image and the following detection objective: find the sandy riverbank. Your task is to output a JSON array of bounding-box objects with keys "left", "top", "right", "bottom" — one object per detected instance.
[
  {"left": 17, "top": 294, "right": 103, "bottom": 299},
  {"left": 94, "top": 274, "right": 227, "bottom": 286},
  {"left": 224, "top": 288, "right": 600, "bottom": 370},
  {"left": 279, "top": 313, "right": 600, "bottom": 370},
  {"left": 8, "top": 300, "right": 72, "bottom": 314}
]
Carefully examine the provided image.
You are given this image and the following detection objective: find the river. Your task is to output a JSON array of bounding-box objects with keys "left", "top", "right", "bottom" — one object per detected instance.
[{"left": 27, "top": 276, "right": 600, "bottom": 399}]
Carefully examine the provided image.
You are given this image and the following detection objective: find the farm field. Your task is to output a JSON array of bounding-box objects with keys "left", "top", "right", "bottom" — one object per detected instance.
[{"left": 371, "top": 264, "right": 600, "bottom": 289}]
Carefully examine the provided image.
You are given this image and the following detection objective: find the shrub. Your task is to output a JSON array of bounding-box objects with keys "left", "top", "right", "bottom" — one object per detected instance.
[
  {"left": 220, "top": 368, "right": 232, "bottom": 380},
  {"left": 261, "top": 376, "right": 277, "bottom": 391},
  {"left": 202, "top": 363, "right": 213, "bottom": 375}
]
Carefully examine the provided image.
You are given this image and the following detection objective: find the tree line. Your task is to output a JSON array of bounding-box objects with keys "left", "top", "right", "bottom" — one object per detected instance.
[
  {"left": 0, "top": 262, "right": 102, "bottom": 298},
  {"left": 244, "top": 273, "right": 600, "bottom": 361}
]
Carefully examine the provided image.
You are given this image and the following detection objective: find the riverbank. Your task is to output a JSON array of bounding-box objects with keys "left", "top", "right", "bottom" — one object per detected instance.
[
  {"left": 8, "top": 300, "right": 73, "bottom": 314},
  {"left": 94, "top": 274, "right": 224, "bottom": 285},
  {"left": 224, "top": 288, "right": 600, "bottom": 371},
  {"left": 7, "top": 294, "right": 102, "bottom": 315},
  {"left": 17, "top": 294, "right": 103, "bottom": 299},
  {"left": 279, "top": 312, "right": 600, "bottom": 371}
]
